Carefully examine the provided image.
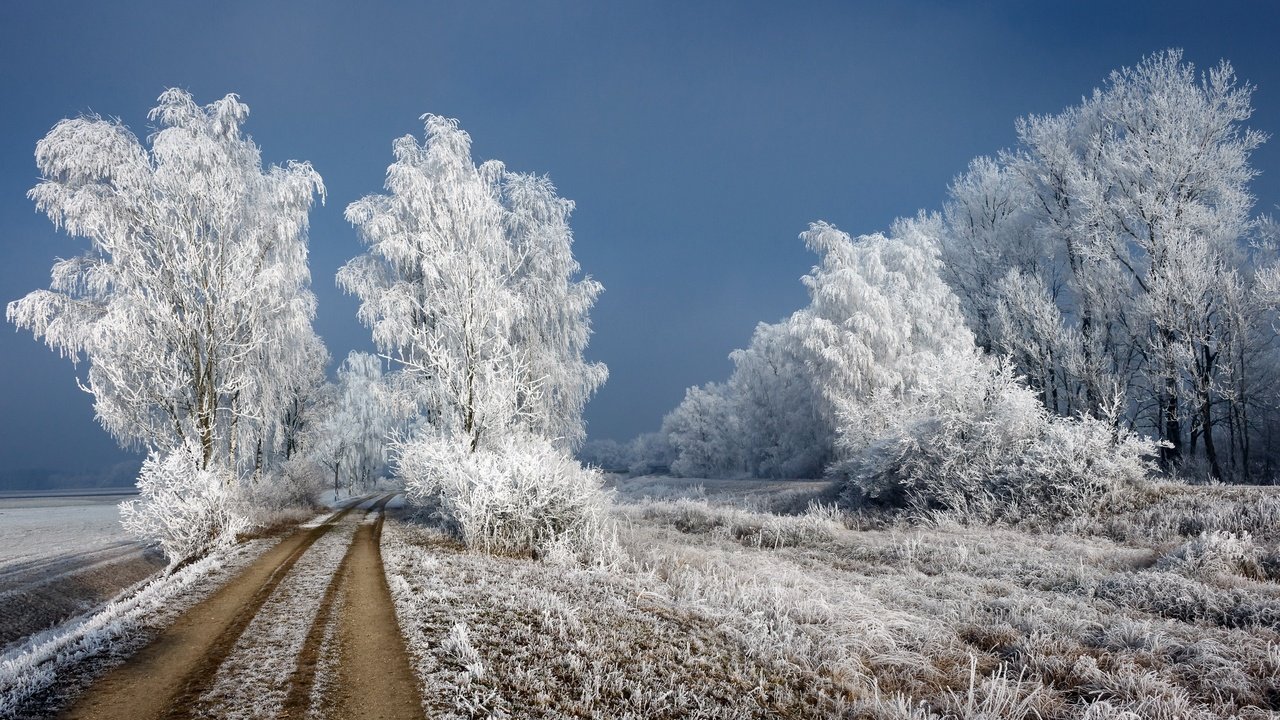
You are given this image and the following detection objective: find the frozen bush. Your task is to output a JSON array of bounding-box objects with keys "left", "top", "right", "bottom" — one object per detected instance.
[
  {"left": 839, "top": 358, "right": 1157, "bottom": 522},
  {"left": 395, "top": 434, "right": 617, "bottom": 565},
  {"left": 626, "top": 431, "right": 676, "bottom": 476},
  {"left": 119, "top": 440, "right": 249, "bottom": 566},
  {"left": 235, "top": 458, "right": 327, "bottom": 527}
]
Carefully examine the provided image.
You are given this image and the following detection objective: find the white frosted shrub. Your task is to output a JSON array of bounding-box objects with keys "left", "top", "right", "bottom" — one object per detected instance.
[
  {"left": 235, "top": 457, "right": 326, "bottom": 525},
  {"left": 396, "top": 434, "right": 617, "bottom": 565},
  {"left": 119, "top": 440, "right": 249, "bottom": 566},
  {"left": 841, "top": 358, "right": 1156, "bottom": 522}
]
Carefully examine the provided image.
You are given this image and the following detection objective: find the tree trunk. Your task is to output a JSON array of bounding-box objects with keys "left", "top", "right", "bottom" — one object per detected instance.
[
  {"left": 1161, "top": 383, "right": 1182, "bottom": 469},
  {"left": 1200, "top": 393, "right": 1223, "bottom": 481}
]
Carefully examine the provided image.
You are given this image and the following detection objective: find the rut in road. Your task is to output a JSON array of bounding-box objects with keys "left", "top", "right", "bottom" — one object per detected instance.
[
  {"left": 53, "top": 494, "right": 421, "bottom": 720},
  {"left": 281, "top": 495, "right": 422, "bottom": 720}
]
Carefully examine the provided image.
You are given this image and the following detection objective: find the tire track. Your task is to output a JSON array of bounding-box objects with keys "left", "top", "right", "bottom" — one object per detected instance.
[
  {"left": 0, "top": 548, "right": 166, "bottom": 652},
  {"left": 279, "top": 493, "right": 420, "bottom": 720},
  {"left": 276, "top": 497, "right": 392, "bottom": 719},
  {"left": 0, "top": 541, "right": 142, "bottom": 586},
  {"left": 57, "top": 499, "right": 373, "bottom": 720}
]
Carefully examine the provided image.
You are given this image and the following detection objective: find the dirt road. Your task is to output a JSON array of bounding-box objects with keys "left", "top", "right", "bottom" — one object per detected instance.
[{"left": 55, "top": 495, "right": 423, "bottom": 720}]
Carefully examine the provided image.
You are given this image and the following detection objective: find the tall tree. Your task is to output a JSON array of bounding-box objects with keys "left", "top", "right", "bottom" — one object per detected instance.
[
  {"left": 788, "top": 214, "right": 978, "bottom": 449},
  {"left": 338, "top": 115, "right": 605, "bottom": 452},
  {"left": 727, "top": 321, "right": 832, "bottom": 478},
  {"left": 942, "top": 50, "right": 1268, "bottom": 479},
  {"left": 8, "top": 89, "right": 326, "bottom": 474}
]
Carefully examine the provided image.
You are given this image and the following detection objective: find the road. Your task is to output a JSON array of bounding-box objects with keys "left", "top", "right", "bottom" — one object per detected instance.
[{"left": 56, "top": 494, "right": 422, "bottom": 720}]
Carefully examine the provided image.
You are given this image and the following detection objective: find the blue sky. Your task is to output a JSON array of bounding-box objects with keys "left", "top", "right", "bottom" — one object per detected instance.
[{"left": 3, "top": 1, "right": 1280, "bottom": 485}]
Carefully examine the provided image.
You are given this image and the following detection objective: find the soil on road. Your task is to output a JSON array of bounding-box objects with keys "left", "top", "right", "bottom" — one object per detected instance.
[{"left": 56, "top": 495, "right": 423, "bottom": 720}]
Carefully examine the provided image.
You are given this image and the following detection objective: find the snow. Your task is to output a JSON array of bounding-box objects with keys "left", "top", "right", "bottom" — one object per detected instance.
[
  {"left": 0, "top": 491, "right": 140, "bottom": 569},
  {"left": 0, "top": 534, "right": 277, "bottom": 718}
]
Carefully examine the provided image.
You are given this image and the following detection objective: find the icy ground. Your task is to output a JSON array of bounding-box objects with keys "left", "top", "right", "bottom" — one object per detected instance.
[{"left": 0, "top": 491, "right": 140, "bottom": 568}]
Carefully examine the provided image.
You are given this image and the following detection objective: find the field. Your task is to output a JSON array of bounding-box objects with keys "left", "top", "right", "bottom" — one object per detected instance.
[
  {"left": 2, "top": 480, "right": 1280, "bottom": 719},
  {"left": 0, "top": 491, "right": 165, "bottom": 653},
  {"left": 385, "top": 476, "right": 1280, "bottom": 719}
]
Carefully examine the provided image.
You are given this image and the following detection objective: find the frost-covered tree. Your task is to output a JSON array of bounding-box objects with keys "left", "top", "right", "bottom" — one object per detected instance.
[
  {"left": 343, "top": 115, "right": 612, "bottom": 562},
  {"left": 943, "top": 50, "right": 1270, "bottom": 479},
  {"left": 788, "top": 215, "right": 978, "bottom": 447},
  {"left": 334, "top": 351, "right": 396, "bottom": 490},
  {"left": 339, "top": 115, "right": 605, "bottom": 452},
  {"left": 119, "top": 440, "right": 248, "bottom": 565},
  {"left": 503, "top": 173, "right": 610, "bottom": 448},
  {"left": 7, "top": 89, "right": 326, "bottom": 476},
  {"left": 727, "top": 322, "right": 832, "bottom": 478},
  {"left": 661, "top": 382, "right": 742, "bottom": 478},
  {"left": 275, "top": 333, "right": 330, "bottom": 467},
  {"left": 627, "top": 432, "right": 677, "bottom": 476},
  {"left": 941, "top": 156, "right": 1046, "bottom": 351}
]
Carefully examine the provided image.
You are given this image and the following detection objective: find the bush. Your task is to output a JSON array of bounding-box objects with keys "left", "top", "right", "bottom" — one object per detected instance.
[
  {"left": 235, "top": 457, "right": 327, "bottom": 528},
  {"left": 839, "top": 358, "right": 1157, "bottom": 523},
  {"left": 119, "top": 440, "right": 248, "bottom": 566},
  {"left": 395, "top": 434, "right": 617, "bottom": 565}
]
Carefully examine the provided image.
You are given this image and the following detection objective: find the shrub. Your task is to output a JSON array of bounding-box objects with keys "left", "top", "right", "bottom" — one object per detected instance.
[
  {"left": 235, "top": 458, "right": 327, "bottom": 528},
  {"left": 119, "top": 440, "right": 248, "bottom": 566},
  {"left": 394, "top": 434, "right": 617, "bottom": 565},
  {"left": 839, "top": 358, "right": 1157, "bottom": 523}
]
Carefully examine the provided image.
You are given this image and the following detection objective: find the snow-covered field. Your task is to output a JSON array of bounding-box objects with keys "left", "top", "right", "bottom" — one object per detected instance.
[
  {"left": 0, "top": 490, "right": 139, "bottom": 568},
  {"left": 0, "top": 491, "right": 168, "bottom": 654}
]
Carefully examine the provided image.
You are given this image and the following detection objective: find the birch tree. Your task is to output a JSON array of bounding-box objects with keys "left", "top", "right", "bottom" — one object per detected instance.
[
  {"left": 942, "top": 50, "right": 1269, "bottom": 479},
  {"left": 339, "top": 115, "right": 605, "bottom": 453},
  {"left": 788, "top": 214, "right": 978, "bottom": 442},
  {"left": 341, "top": 115, "right": 613, "bottom": 561},
  {"left": 7, "top": 89, "right": 326, "bottom": 474}
]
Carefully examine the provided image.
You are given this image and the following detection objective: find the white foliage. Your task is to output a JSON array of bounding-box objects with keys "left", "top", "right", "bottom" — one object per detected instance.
[
  {"left": 118, "top": 440, "right": 248, "bottom": 565},
  {"left": 626, "top": 432, "right": 677, "bottom": 476},
  {"left": 6, "top": 88, "right": 326, "bottom": 474},
  {"left": 951, "top": 49, "right": 1270, "bottom": 478},
  {"left": 788, "top": 215, "right": 978, "bottom": 425},
  {"left": 339, "top": 115, "right": 605, "bottom": 452},
  {"left": 236, "top": 457, "right": 328, "bottom": 523},
  {"left": 940, "top": 155, "right": 1044, "bottom": 351},
  {"left": 727, "top": 321, "right": 833, "bottom": 478},
  {"left": 841, "top": 356, "right": 1157, "bottom": 521},
  {"left": 395, "top": 434, "right": 617, "bottom": 565},
  {"left": 661, "top": 382, "right": 742, "bottom": 479}
]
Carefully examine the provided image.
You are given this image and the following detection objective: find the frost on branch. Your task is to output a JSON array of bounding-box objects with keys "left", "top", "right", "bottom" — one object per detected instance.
[
  {"left": 840, "top": 357, "right": 1158, "bottom": 522},
  {"left": 8, "top": 88, "right": 327, "bottom": 561},
  {"left": 339, "top": 115, "right": 605, "bottom": 454},
  {"left": 119, "top": 441, "right": 248, "bottom": 567},
  {"left": 7, "top": 89, "right": 326, "bottom": 476},
  {"left": 941, "top": 49, "right": 1274, "bottom": 481},
  {"left": 796, "top": 219, "right": 1158, "bottom": 521}
]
